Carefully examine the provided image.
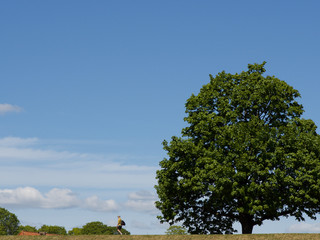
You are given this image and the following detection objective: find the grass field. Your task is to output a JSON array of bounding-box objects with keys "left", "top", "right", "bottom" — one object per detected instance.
[{"left": 1, "top": 234, "right": 320, "bottom": 240}]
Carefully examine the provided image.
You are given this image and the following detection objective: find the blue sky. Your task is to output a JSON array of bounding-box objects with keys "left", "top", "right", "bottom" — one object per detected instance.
[{"left": 0, "top": 0, "right": 320, "bottom": 235}]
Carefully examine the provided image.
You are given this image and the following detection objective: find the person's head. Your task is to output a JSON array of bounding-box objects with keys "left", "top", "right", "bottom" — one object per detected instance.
[{"left": 118, "top": 216, "right": 121, "bottom": 218}]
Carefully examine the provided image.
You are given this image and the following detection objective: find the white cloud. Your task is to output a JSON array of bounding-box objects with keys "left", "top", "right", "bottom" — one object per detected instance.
[
  {"left": 0, "top": 135, "right": 160, "bottom": 227},
  {"left": 128, "top": 191, "right": 157, "bottom": 200},
  {"left": 0, "top": 187, "right": 43, "bottom": 207},
  {"left": 0, "top": 104, "right": 22, "bottom": 115},
  {"left": 0, "top": 136, "right": 158, "bottom": 189},
  {"left": 84, "top": 196, "right": 119, "bottom": 212},
  {"left": 0, "top": 187, "right": 117, "bottom": 212},
  {"left": 0, "top": 165, "right": 157, "bottom": 189},
  {"left": 0, "top": 137, "right": 105, "bottom": 163},
  {"left": 42, "top": 188, "right": 80, "bottom": 209},
  {"left": 0, "top": 187, "right": 79, "bottom": 209},
  {"left": 125, "top": 199, "right": 156, "bottom": 212},
  {"left": 125, "top": 191, "right": 158, "bottom": 213},
  {"left": 287, "top": 222, "right": 320, "bottom": 233},
  {"left": 0, "top": 146, "right": 90, "bottom": 162},
  {"left": 0, "top": 137, "right": 158, "bottom": 170},
  {"left": 0, "top": 137, "right": 38, "bottom": 147}
]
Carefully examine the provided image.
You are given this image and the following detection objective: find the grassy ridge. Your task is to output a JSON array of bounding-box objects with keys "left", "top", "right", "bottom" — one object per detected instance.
[{"left": 1, "top": 234, "right": 320, "bottom": 240}]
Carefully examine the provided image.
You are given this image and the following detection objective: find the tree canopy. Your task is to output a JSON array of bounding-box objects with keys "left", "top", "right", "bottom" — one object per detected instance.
[
  {"left": 79, "top": 221, "right": 130, "bottom": 235},
  {"left": 38, "top": 225, "right": 67, "bottom": 235},
  {"left": 155, "top": 62, "right": 320, "bottom": 234},
  {"left": 0, "top": 207, "right": 20, "bottom": 235},
  {"left": 81, "top": 221, "right": 111, "bottom": 235},
  {"left": 165, "top": 225, "right": 188, "bottom": 235},
  {"left": 19, "top": 225, "right": 38, "bottom": 233}
]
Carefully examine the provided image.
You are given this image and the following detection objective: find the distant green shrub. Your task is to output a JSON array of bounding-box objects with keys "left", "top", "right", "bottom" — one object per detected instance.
[{"left": 165, "top": 225, "right": 188, "bottom": 235}]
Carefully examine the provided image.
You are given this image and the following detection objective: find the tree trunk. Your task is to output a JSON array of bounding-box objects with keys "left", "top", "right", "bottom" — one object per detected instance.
[{"left": 239, "top": 214, "right": 254, "bottom": 234}]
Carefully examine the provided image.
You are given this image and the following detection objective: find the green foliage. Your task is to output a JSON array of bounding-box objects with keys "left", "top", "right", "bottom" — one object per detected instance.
[
  {"left": 0, "top": 207, "right": 20, "bottom": 235},
  {"left": 155, "top": 62, "right": 320, "bottom": 234},
  {"left": 19, "top": 225, "right": 38, "bottom": 233},
  {"left": 38, "top": 224, "right": 67, "bottom": 235},
  {"left": 165, "top": 225, "right": 188, "bottom": 235},
  {"left": 81, "top": 221, "right": 110, "bottom": 235},
  {"left": 0, "top": 225, "right": 6, "bottom": 235},
  {"left": 68, "top": 227, "right": 83, "bottom": 235},
  {"left": 17, "top": 221, "right": 131, "bottom": 236},
  {"left": 80, "top": 221, "right": 130, "bottom": 235}
]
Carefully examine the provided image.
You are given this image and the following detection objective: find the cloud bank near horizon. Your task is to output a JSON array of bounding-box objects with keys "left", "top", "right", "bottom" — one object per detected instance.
[
  {"left": 0, "top": 136, "right": 158, "bottom": 189},
  {"left": 0, "top": 187, "right": 157, "bottom": 213},
  {"left": 0, "top": 136, "right": 159, "bottom": 219}
]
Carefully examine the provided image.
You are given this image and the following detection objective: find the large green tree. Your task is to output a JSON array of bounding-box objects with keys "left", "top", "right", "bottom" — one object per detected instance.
[
  {"left": 0, "top": 207, "right": 20, "bottom": 235},
  {"left": 155, "top": 62, "right": 320, "bottom": 234}
]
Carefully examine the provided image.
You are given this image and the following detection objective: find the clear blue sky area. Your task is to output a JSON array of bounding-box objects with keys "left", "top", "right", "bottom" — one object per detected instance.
[{"left": 0, "top": 0, "right": 319, "bottom": 235}]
